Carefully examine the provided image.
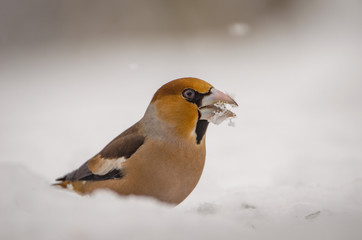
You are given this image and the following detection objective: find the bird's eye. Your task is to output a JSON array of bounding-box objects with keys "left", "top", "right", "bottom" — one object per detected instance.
[{"left": 182, "top": 89, "right": 196, "bottom": 100}]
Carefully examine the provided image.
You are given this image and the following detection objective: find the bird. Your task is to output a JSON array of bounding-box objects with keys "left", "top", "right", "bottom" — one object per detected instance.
[{"left": 55, "top": 77, "right": 238, "bottom": 205}]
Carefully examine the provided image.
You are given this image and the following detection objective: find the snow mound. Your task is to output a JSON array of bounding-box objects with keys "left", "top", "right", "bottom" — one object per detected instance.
[
  {"left": 0, "top": 163, "right": 249, "bottom": 240},
  {"left": 1, "top": 163, "right": 361, "bottom": 240}
]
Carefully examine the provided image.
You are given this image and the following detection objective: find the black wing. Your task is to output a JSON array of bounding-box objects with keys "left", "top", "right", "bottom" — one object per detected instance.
[{"left": 56, "top": 122, "right": 145, "bottom": 182}]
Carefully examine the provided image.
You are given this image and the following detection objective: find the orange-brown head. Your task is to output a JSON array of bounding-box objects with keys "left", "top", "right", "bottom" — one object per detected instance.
[{"left": 148, "top": 77, "right": 237, "bottom": 143}]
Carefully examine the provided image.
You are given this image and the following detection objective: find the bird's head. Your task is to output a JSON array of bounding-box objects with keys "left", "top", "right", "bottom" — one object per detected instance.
[{"left": 148, "top": 77, "right": 238, "bottom": 143}]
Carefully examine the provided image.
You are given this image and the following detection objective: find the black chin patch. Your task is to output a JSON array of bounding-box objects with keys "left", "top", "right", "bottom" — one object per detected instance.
[{"left": 195, "top": 119, "right": 209, "bottom": 144}]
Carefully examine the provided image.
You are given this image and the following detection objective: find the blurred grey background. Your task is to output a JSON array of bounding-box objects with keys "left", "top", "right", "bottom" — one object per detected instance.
[
  {"left": 0, "top": 0, "right": 361, "bottom": 196},
  {"left": 0, "top": 0, "right": 285, "bottom": 46}
]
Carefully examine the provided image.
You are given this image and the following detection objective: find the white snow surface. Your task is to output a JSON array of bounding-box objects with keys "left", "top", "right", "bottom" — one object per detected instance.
[
  {"left": 1, "top": 1, "right": 362, "bottom": 239},
  {"left": 1, "top": 163, "right": 361, "bottom": 240}
]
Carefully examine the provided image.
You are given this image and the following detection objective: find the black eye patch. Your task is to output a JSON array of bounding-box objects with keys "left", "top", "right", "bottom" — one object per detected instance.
[{"left": 182, "top": 88, "right": 211, "bottom": 107}]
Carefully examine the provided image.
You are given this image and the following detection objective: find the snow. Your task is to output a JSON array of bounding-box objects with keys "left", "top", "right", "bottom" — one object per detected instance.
[
  {"left": 1, "top": 1, "right": 362, "bottom": 239},
  {"left": 200, "top": 101, "right": 236, "bottom": 125},
  {"left": 0, "top": 164, "right": 250, "bottom": 240},
  {"left": 1, "top": 163, "right": 361, "bottom": 240},
  {"left": 209, "top": 102, "right": 237, "bottom": 125}
]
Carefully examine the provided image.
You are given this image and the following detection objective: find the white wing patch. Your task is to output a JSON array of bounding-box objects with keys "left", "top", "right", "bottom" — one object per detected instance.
[{"left": 92, "top": 157, "right": 126, "bottom": 175}]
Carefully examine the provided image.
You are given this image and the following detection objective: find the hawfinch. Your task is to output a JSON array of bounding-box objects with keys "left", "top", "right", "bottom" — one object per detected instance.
[{"left": 56, "top": 77, "right": 237, "bottom": 204}]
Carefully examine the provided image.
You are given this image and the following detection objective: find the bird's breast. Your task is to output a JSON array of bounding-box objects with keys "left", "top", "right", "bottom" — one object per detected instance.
[{"left": 124, "top": 138, "right": 206, "bottom": 204}]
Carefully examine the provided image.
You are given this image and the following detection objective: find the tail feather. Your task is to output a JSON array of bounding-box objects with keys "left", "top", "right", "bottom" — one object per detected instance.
[
  {"left": 52, "top": 180, "right": 69, "bottom": 188},
  {"left": 55, "top": 176, "right": 66, "bottom": 181}
]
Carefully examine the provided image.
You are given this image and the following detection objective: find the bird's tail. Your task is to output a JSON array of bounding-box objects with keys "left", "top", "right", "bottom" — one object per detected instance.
[{"left": 52, "top": 178, "right": 70, "bottom": 188}]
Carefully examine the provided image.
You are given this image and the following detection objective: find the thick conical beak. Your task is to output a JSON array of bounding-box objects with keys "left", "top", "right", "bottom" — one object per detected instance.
[{"left": 199, "top": 88, "right": 238, "bottom": 125}]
